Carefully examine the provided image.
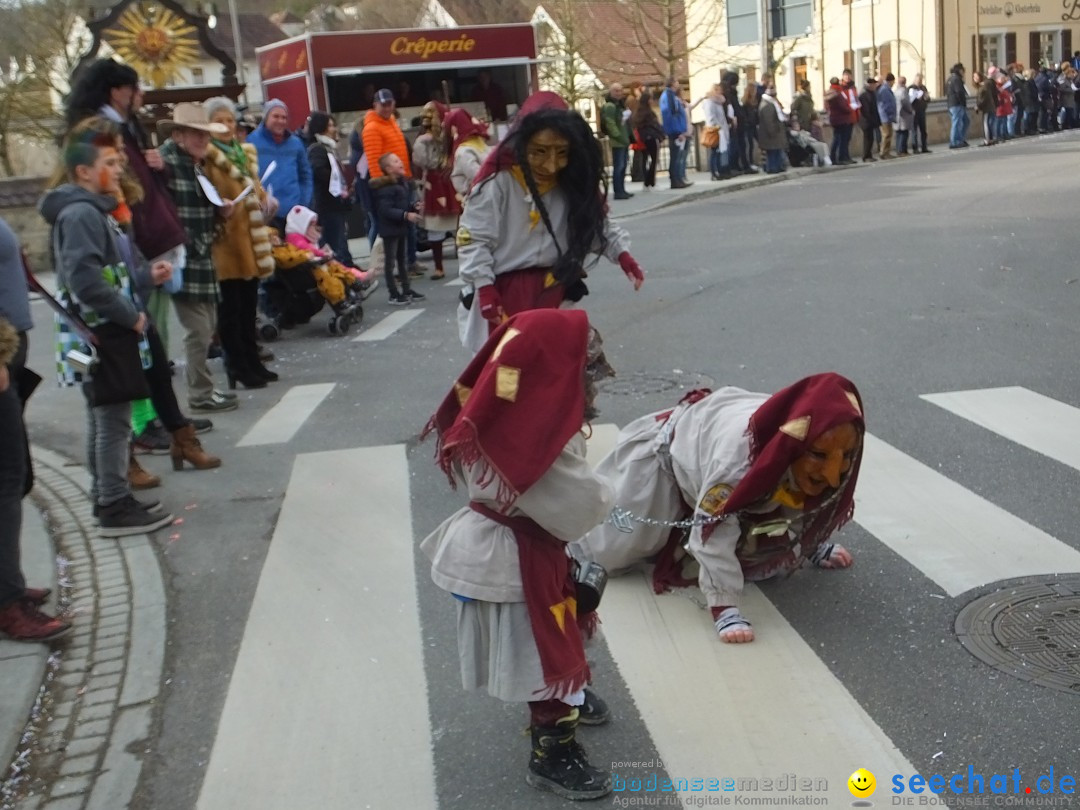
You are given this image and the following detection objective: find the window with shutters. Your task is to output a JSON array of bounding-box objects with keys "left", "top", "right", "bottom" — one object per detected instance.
[
  {"left": 856, "top": 47, "right": 875, "bottom": 86},
  {"left": 769, "top": 0, "right": 813, "bottom": 39},
  {"left": 1037, "top": 31, "right": 1057, "bottom": 67},
  {"left": 979, "top": 35, "right": 1002, "bottom": 73},
  {"left": 727, "top": 0, "right": 759, "bottom": 46}
]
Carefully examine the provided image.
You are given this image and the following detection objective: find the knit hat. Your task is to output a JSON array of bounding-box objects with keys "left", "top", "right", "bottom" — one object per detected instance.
[
  {"left": 263, "top": 98, "right": 288, "bottom": 117},
  {"left": 285, "top": 205, "right": 318, "bottom": 236},
  {"left": 203, "top": 96, "right": 237, "bottom": 124}
]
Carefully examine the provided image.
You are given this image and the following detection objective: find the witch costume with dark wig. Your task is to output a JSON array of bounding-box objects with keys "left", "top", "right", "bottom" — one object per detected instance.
[
  {"left": 420, "top": 308, "right": 617, "bottom": 800},
  {"left": 455, "top": 92, "right": 645, "bottom": 353},
  {"left": 572, "top": 372, "right": 865, "bottom": 643}
]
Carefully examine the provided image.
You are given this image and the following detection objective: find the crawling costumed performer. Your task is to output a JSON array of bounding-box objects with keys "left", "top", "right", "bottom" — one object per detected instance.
[
  {"left": 456, "top": 91, "right": 645, "bottom": 353},
  {"left": 571, "top": 373, "right": 864, "bottom": 644},
  {"left": 421, "top": 308, "right": 618, "bottom": 800}
]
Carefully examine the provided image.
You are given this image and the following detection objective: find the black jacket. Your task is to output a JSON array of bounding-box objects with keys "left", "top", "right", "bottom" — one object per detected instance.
[
  {"left": 307, "top": 142, "right": 352, "bottom": 215},
  {"left": 370, "top": 175, "right": 412, "bottom": 238},
  {"left": 858, "top": 88, "right": 881, "bottom": 129}
]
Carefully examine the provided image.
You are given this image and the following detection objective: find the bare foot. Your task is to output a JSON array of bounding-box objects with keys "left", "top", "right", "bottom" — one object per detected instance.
[
  {"left": 714, "top": 607, "right": 754, "bottom": 643},
  {"left": 719, "top": 626, "right": 755, "bottom": 643}
]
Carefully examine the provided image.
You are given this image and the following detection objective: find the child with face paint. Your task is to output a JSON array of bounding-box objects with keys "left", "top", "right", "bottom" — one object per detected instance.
[
  {"left": 456, "top": 92, "right": 645, "bottom": 354},
  {"left": 572, "top": 373, "right": 864, "bottom": 644}
]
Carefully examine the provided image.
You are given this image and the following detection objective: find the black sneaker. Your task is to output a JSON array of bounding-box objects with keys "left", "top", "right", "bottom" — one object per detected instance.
[
  {"left": 577, "top": 688, "right": 610, "bottom": 726},
  {"left": 405, "top": 289, "right": 426, "bottom": 302},
  {"left": 388, "top": 293, "right": 410, "bottom": 306},
  {"left": 190, "top": 418, "right": 213, "bottom": 434},
  {"left": 93, "top": 496, "right": 164, "bottom": 518},
  {"left": 98, "top": 496, "right": 174, "bottom": 537},
  {"left": 190, "top": 393, "right": 238, "bottom": 412},
  {"left": 133, "top": 420, "right": 171, "bottom": 455}
]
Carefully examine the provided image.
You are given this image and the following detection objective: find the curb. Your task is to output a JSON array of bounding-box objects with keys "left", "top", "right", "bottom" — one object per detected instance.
[{"left": 2, "top": 448, "right": 168, "bottom": 810}]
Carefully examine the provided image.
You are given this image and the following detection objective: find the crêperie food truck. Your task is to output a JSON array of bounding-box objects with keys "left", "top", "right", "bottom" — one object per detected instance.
[{"left": 255, "top": 24, "right": 539, "bottom": 130}]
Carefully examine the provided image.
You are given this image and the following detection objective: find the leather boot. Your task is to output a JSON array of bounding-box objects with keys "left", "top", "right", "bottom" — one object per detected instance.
[
  {"left": 526, "top": 708, "right": 611, "bottom": 800},
  {"left": 128, "top": 453, "right": 161, "bottom": 489},
  {"left": 170, "top": 424, "right": 222, "bottom": 471}
]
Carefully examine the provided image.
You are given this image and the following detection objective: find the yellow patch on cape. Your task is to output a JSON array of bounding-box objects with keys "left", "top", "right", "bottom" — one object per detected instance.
[
  {"left": 454, "top": 381, "right": 472, "bottom": 406},
  {"left": 699, "top": 482, "right": 733, "bottom": 515},
  {"left": 491, "top": 327, "right": 520, "bottom": 361},
  {"left": 495, "top": 365, "right": 521, "bottom": 402},
  {"left": 455, "top": 226, "right": 472, "bottom": 247},
  {"left": 549, "top": 595, "right": 578, "bottom": 632}
]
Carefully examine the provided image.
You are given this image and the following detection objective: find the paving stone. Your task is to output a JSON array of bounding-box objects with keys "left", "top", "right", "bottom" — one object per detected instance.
[
  {"left": 88, "top": 660, "right": 123, "bottom": 677},
  {"left": 85, "top": 705, "right": 151, "bottom": 810},
  {"left": 75, "top": 702, "right": 112, "bottom": 723},
  {"left": 80, "top": 687, "right": 118, "bottom": 707},
  {"left": 50, "top": 700, "right": 76, "bottom": 719},
  {"left": 72, "top": 719, "right": 110, "bottom": 739},
  {"left": 61, "top": 735, "right": 106, "bottom": 759},
  {"left": 49, "top": 774, "right": 93, "bottom": 799},
  {"left": 95, "top": 605, "right": 127, "bottom": 621},
  {"left": 58, "top": 753, "right": 99, "bottom": 777},
  {"left": 43, "top": 796, "right": 86, "bottom": 810},
  {"left": 86, "top": 673, "right": 121, "bottom": 691},
  {"left": 120, "top": 602, "right": 164, "bottom": 708}
]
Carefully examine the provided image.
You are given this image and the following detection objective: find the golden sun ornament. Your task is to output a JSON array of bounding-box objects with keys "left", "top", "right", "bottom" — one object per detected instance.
[{"left": 104, "top": 4, "right": 201, "bottom": 89}]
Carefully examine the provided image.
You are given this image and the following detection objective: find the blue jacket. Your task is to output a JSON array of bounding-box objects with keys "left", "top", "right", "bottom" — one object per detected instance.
[
  {"left": 877, "top": 83, "right": 897, "bottom": 123},
  {"left": 245, "top": 124, "right": 313, "bottom": 216},
  {"left": 660, "top": 88, "right": 687, "bottom": 136}
]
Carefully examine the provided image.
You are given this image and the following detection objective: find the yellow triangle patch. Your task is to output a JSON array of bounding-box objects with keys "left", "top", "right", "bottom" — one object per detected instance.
[
  {"left": 549, "top": 596, "right": 578, "bottom": 633},
  {"left": 778, "top": 415, "right": 811, "bottom": 441}
]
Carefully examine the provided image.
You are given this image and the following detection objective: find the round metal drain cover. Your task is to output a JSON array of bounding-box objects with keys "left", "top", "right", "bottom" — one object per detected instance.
[
  {"left": 956, "top": 577, "right": 1080, "bottom": 694},
  {"left": 599, "top": 371, "right": 715, "bottom": 398}
]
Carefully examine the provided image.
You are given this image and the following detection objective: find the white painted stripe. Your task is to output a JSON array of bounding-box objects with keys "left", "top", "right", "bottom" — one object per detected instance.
[
  {"left": 921, "top": 386, "right": 1080, "bottom": 472},
  {"left": 444, "top": 276, "right": 466, "bottom": 287},
  {"left": 856, "top": 433, "right": 1080, "bottom": 596},
  {"left": 601, "top": 574, "right": 914, "bottom": 805},
  {"left": 196, "top": 446, "right": 435, "bottom": 810},
  {"left": 235, "top": 383, "right": 335, "bottom": 447},
  {"left": 353, "top": 308, "right": 425, "bottom": 342}
]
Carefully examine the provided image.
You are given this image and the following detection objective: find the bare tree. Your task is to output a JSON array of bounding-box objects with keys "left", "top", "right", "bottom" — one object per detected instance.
[
  {"left": 534, "top": 0, "right": 602, "bottom": 108},
  {"left": 0, "top": 0, "right": 90, "bottom": 176},
  {"left": 606, "top": 0, "right": 726, "bottom": 82}
]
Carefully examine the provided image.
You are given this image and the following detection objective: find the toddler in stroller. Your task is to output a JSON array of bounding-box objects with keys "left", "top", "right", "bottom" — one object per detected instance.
[{"left": 260, "top": 207, "right": 377, "bottom": 337}]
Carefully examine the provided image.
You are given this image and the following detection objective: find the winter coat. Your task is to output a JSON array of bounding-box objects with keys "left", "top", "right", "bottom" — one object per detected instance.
[
  {"left": 858, "top": 88, "right": 881, "bottom": 129},
  {"left": 119, "top": 126, "right": 185, "bottom": 261},
  {"left": 789, "top": 92, "right": 815, "bottom": 131},
  {"left": 756, "top": 98, "right": 788, "bottom": 150},
  {"left": 659, "top": 88, "right": 687, "bottom": 136},
  {"left": 203, "top": 141, "right": 275, "bottom": 282},
  {"left": 996, "top": 86, "right": 1014, "bottom": 117},
  {"left": 246, "top": 124, "right": 313, "bottom": 217},
  {"left": 896, "top": 86, "right": 915, "bottom": 130},
  {"left": 362, "top": 109, "right": 412, "bottom": 180},
  {"left": 308, "top": 140, "right": 353, "bottom": 215},
  {"left": 976, "top": 79, "right": 998, "bottom": 114},
  {"left": 600, "top": 95, "right": 631, "bottom": 149},
  {"left": 825, "top": 83, "right": 852, "bottom": 127},
  {"left": 877, "top": 83, "right": 897, "bottom": 124},
  {"left": 370, "top": 175, "right": 412, "bottom": 238}
]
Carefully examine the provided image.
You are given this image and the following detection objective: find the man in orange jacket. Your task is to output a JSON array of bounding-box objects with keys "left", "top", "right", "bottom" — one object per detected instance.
[{"left": 362, "top": 88, "right": 427, "bottom": 276}]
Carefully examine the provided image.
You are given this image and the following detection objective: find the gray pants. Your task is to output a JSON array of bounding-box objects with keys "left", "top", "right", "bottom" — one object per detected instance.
[
  {"left": 83, "top": 390, "right": 132, "bottom": 506},
  {"left": 172, "top": 297, "right": 218, "bottom": 403}
]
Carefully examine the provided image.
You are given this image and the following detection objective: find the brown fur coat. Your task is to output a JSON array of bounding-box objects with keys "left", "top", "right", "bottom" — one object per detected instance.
[{"left": 204, "top": 142, "right": 275, "bottom": 281}]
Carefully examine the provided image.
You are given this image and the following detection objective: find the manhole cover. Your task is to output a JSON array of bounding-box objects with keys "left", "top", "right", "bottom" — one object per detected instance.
[
  {"left": 598, "top": 371, "right": 715, "bottom": 397},
  {"left": 956, "top": 578, "right": 1080, "bottom": 694}
]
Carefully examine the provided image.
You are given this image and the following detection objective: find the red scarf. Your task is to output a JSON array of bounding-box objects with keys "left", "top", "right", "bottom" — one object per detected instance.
[{"left": 424, "top": 309, "right": 593, "bottom": 698}]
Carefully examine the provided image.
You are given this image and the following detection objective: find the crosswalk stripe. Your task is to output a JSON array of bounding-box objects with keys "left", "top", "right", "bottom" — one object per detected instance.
[
  {"left": 855, "top": 433, "right": 1080, "bottom": 596},
  {"left": 921, "top": 386, "right": 1080, "bottom": 472},
  {"left": 235, "top": 383, "right": 336, "bottom": 447},
  {"left": 196, "top": 446, "right": 435, "bottom": 810},
  {"left": 601, "top": 575, "right": 915, "bottom": 804},
  {"left": 443, "top": 276, "right": 466, "bottom": 287},
  {"left": 353, "top": 308, "right": 425, "bottom": 342}
]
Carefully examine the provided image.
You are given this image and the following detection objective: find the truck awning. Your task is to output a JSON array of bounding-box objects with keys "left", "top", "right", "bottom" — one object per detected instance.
[{"left": 322, "top": 56, "right": 543, "bottom": 77}]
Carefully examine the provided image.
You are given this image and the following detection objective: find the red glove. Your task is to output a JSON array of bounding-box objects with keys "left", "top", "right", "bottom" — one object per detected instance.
[
  {"left": 477, "top": 284, "right": 505, "bottom": 324},
  {"left": 618, "top": 252, "right": 645, "bottom": 290}
]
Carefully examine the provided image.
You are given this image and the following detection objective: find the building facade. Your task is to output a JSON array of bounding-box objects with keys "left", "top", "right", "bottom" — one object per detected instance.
[{"left": 689, "top": 0, "right": 1080, "bottom": 111}]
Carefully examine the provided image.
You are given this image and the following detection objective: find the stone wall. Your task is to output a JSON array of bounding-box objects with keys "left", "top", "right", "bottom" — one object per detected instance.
[{"left": 0, "top": 175, "right": 52, "bottom": 273}]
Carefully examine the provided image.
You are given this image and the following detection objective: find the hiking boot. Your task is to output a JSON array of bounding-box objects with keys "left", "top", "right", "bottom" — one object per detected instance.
[
  {"left": 133, "top": 420, "right": 171, "bottom": 455},
  {"left": 0, "top": 599, "right": 72, "bottom": 642},
  {"left": 22, "top": 587, "right": 51, "bottom": 605},
  {"left": 577, "top": 688, "right": 610, "bottom": 726},
  {"left": 98, "top": 496, "right": 174, "bottom": 537},
  {"left": 129, "top": 455, "right": 161, "bottom": 490},
  {"left": 190, "top": 392, "right": 238, "bottom": 413},
  {"left": 526, "top": 709, "right": 611, "bottom": 800}
]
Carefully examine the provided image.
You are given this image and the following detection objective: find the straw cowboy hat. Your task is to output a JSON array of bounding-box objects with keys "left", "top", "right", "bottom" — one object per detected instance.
[{"left": 157, "top": 102, "right": 229, "bottom": 137}]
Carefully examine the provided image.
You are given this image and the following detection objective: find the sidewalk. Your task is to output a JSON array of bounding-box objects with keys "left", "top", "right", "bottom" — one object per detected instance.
[{"left": 0, "top": 448, "right": 168, "bottom": 810}]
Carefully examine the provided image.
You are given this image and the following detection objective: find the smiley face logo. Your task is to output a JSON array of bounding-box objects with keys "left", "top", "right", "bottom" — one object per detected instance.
[{"left": 848, "top": 768, "right": 876, "bottom": 798}]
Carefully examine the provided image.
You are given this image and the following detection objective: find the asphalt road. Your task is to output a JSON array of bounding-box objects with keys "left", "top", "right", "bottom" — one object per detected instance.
[{"left": 20, "top": 131, "right": 1080, "bottom": 809}]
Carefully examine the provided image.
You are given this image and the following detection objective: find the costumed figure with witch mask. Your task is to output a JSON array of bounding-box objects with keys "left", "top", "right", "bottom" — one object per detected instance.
[
  {"left": 572, "top": 373, "right": 864, "bottom": 643},
  {"left": 420, "top": 308, "right": 618, "bottom": 800},
  {"left": 456, "top": 92, "right": 645, "bottom": 354}
]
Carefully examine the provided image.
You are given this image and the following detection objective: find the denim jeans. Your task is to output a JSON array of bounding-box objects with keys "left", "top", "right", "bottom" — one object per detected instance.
[
  {"left": 667, "top": 135, "right": 686, "bottom": 184},
  {"left": 948, "top": 106, "right": 966, "bottom": 146},
  {"left": 982, "top": 112, "right": 997, "bottom": 143},
  {"left": 896, "top": 129, "right": 909, "bottom": 153},
  {"left": 764, "top": 148, "right": 785, "bottom": 173},
  {"left": 82, "top": 391, "right": 132, "bottom": 506},
  {"left": 611, "top": 147, "right": 628, "bottom": 195},
  {"left": 707, "top": 146, "right": 727, "bottom": 176}
]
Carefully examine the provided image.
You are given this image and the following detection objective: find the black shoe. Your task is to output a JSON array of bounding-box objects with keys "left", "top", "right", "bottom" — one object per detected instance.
[
  {"left": 133, "top": 420, "right": 171, "bottom": 455},
  {"left": 225, "top": 368, "right": 268, "bottom": 390},
  {"left": 526, "top": 712, "right": 611, "bottom": 800},
  {"left": 405, "top": 289, "right": 426, "bottom": 302},
  {"left": 252, "top": 362, "right": 279, "bottom": 382},
  {"left": 388, "top": 293, "right": 410, "bottom": 306},
  {"left": 670, "top": 181, "right": 690, "bottom": 189},
  {"left": 921, "top": 148, "right": 932, "bottom": 153},
  {"left": 93, "top": 495, "right": 163, "bottom": 518},
  {"left": 98, "top": 496, "right": 174, "bottom": 537},
  {"left": 257, "top": 345, "right": 275, "bottom": 363},
  {"left": 189, "top": 418, "right": 213, "bottom": 434},
  {"left": 613, "top": 192, "right": 634, "bottom": 200},
  {"left": 578, "top": 688, "right": 610, "bottom": 726},
  {"left": 190, "top": 392, "right": 239, "bottom": 412}
]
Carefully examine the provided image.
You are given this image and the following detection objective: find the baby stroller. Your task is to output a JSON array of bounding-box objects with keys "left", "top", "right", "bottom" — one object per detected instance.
[{"left": 259, "top": 250, "right": 364, "bottom": 338}]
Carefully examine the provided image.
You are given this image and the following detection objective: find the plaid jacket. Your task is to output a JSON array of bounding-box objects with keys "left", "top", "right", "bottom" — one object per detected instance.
[{"left": 159, "top": 140, "right": 220, "bottom": 302}]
